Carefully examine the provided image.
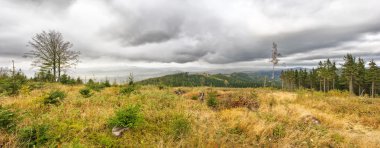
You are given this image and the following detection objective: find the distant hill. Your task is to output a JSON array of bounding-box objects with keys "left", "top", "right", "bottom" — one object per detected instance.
[{"left": 137, "top": 72, "right": 282, "bottom": 88}]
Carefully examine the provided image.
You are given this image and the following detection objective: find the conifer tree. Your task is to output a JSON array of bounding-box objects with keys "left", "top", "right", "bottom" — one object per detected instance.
[
  {"left": 356, "top": 58, "right": 366, "bottom": 95},
  {"left": 342, "top": 54, "right": 358, "bottom": 95},
  {"left": 367, "top": 59, "right": 379, "bottom": 98}
]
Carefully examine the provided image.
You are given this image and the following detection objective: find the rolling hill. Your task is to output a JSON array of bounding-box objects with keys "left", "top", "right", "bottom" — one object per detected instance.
[{"left": 137, "top": 72, "right": 281, "bottom": 87}]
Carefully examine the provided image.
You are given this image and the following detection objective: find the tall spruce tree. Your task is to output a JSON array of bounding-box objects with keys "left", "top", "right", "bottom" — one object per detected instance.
[
  {"left": 366, "top": 60, "right": 379, "bottom": 98},
  {"left": 342, "top": 54, "right": 358, "bottom": 95},
  {"left": 356, "top": 58, "right": 366, "bottom": 95}
]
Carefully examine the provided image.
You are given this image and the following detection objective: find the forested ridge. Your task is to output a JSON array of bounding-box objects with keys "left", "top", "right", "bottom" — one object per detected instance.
[{"left": 137, "top": 72, "right": 280, "bottom": 88}]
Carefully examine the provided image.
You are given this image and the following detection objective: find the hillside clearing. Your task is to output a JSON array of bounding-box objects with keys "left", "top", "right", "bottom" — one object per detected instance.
[{"left": 1, "top": 84, "right": 379, "bottom": 147}]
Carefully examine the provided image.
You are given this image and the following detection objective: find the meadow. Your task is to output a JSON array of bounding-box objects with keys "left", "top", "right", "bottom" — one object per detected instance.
[{"left": 1, "top": 83, "right": 379, "bottom": 147}]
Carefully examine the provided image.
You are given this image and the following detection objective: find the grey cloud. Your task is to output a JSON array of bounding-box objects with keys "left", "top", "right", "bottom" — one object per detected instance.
[
  {"left": 14, "top": 0, "right": 77, "bottom": 10},
  {"left": 1, "top": 0, "right": 380, "bottom": 77},
  {"left": 96, "top": 0, "right": 380, "bottom": 64}
]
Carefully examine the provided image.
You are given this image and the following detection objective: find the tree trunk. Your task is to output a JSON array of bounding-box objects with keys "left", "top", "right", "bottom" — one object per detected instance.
[
  {"left": 298, "top": 79, "right": 301, "bottom": 89},
  {"left": 310, "top": 80, "right": 313, "bottom": 90},
  {"left": 58, "top": 56, "right": 61, "bottom": 82},
  {"left": 53, "top": 52, "right": 57, "bottom": 82},
  {"left": 349, "top": 76, "right": 354, "bottom": 95},
  {"left": 323, "top": 78, "right": 326, "bottom": 93},
  {"left": 12, "top": 60, "right": 16, "bottom": 95},
  {"left": 264, "top": 76, "right": 267, "bottom": 87},
  {"left": 327, "top": 80, "right": 330, "bottom": 92},
  {"left": 281, "top": 80, "right": 284, "bottom": 90},
  {"left": 333, "top": 79, "right": 335, "bottom": 90},
  {"left": 372, "top": 81, "right": 375, "bottom": 98},
  {"left": 272, "top": 64, "right": 275, "bottom": 87}
]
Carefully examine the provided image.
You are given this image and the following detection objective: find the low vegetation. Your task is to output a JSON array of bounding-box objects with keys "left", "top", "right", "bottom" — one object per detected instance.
[
  {"left": 79, "top": 88, "right": 92, "bottom": 98},
  {"left": 43, "top": 90, "right": 66, "bottom": 105},
  {"left": 0, "top": 106, "right": 17, "bottom": 131},
  {"left": 108, "top": 105, "right": 143, "bottom": 129},
  {"left": 1, "top": 83, "right": 379, "bottom": 147}
]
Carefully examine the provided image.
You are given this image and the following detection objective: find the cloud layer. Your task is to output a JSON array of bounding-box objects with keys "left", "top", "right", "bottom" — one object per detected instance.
[{"left": 1, "top": 0, "right": 380, "bottom": 78}]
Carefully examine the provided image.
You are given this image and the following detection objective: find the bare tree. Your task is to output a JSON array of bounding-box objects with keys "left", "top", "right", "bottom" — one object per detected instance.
[
  {"left": 270, "top": 42, "right": 281, "bottom": 86},
  {"left": 25, "top": 30, "right": 79, "bottom": 82}
]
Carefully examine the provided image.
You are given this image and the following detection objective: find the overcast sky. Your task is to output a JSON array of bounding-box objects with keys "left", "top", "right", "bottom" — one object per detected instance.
[{"left": 1, "top": 0, "right": 380, "bottom": 80}]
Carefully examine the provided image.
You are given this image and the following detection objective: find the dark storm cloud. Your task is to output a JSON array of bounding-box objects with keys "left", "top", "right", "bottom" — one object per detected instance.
[
  {"left": 95, "top": 0, "right": 380, "bottom": 64},
  {"left": 1, "top": 0, "right": 380, "bottom": 74},
  {"left": 15, "top": 0, "right": 77, "bottom": 10}
]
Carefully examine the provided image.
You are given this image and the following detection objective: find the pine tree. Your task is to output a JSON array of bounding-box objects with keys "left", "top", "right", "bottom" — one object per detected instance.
[
  {"left": 342, "top": 54, "right": 358, "bottom": 95},
  {"left": 366, "top": 60, "right": 379, "bottom": 98},
  {"left": 356, "top": 58, "right": 366, "bottom": 96},
  {"left": 330, "top": 61, "right": 338, "bottom": 90}
]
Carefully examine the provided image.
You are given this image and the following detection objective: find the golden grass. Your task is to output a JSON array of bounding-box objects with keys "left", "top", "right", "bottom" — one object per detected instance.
[{"left": 0, "top": 84, "right": 379, "bottom": 147}]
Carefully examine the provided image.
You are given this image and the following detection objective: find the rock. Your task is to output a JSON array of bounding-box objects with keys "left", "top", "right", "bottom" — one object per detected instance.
[
  {"left": 247, "top": 102, "right": 260, "bottom": 111},
  {"left": 302, "top": 115, "right": 321, "bottom": 125},
  {"left": 199, "top": 92, "right": 205, "bottom": 102},
  {"left": 112, "top": 126, "right": 129, "bottom": 137},
  {"left": 174, "top": 89, "right": 186, "bottom": 95}
]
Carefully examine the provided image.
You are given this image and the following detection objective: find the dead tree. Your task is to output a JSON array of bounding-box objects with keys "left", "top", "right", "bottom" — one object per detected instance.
[
  {"left": 270, "top": 42, "right": 281, "bottom": 87},
  {"left": 25, "top": 30, "right": 79, "bottom": 82}
]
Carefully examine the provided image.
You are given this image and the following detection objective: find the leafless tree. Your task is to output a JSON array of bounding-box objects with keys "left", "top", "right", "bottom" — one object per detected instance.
[
  {"left": 25, "top": 30, "right": 79, "bottom": 82},
  {"left": 270, "top": 42, "right": 281, "bottom": 86}
]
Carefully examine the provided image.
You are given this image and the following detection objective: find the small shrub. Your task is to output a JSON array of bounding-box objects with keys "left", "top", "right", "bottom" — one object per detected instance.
[
  {"left": 108, "top": 105, "right": 143, "bottom": 129},
  {"left": 228, "top": 126, "right": 244, "bottom": 135},
  {"left": 171, "top": 115, "right": 191, "bottom": 139},
  {"left": 331, "top": 133, "right": 345, "bottom": 143},
  {"left": 19, "top": 124, "right": 50, "bottom": 147},
  {"left": 86, "top": 79, "right": 106, "bottom": 92},
  {"left": 207, "top": 92, "right": 218, "bottom": 108},
  {"left": 191, "top": 95, "right": 198, "bottom": 100},
  {"left": 79, "top": 88, "right": 92, "bottom": 98},
  {"left": 20, "top": 85, "right": 31, "bottom": 95},
  {"left": 0, "top": 106, "right": 17, "bottom": 131},
  {"left": 103, "top": 80, "right": 111, "bottom": 87},
  {"left": 272, "top": 124, "right": 286, "bottom": 139},
  {"left": 119, "top": 86, "right": 135, "bottom": 96},
  {"left": 158, "top": 85, "right": 165, "bottom": 90},
  {"left": 1, "top": 69, "right": 28, "bottom": 96},
  {"left": 250, "top": 91, "right": 258, "bottom": 99},
  {"left": 269, "top": 97, "right": 277, "bottom": 109},
  {"left": 60, "top": 74, "right": 77, "bottom": 85},
  {"left": 43, "top": 90, "right": 66, "bottom": 105},
  {"left": 28, "top": 82, "right": 44, "bottom": 90}
]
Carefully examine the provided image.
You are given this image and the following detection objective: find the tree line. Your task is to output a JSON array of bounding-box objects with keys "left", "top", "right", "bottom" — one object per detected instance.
[{"left": 280, "top": 54, "right": 380, "bottom": 97}]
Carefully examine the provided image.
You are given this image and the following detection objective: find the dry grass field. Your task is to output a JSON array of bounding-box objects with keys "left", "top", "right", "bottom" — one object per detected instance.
[{"left": 1, "top": 84, "right": 379, "bottom": 147}]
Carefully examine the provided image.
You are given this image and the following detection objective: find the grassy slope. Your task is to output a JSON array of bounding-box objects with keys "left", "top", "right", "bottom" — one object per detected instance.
[{"left": 0, "top": 84, "right": 380, "bottom": 147}]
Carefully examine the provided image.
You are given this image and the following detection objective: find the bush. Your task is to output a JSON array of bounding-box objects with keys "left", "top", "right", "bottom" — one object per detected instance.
[
  {"left": 0, "top": 70, "right": 27, "bottom": 96},
  {"left": 43, "top": 90, "right": 66, "bottom": 105},
  {"left": 228, "top": 126, "right": 244, "bottom": 135},
  {"left": 0, "top": 106, "right": 17, "bottom": 131},
  {"left": 272, "top": 124, "right": 286, "bottom": 139},
  {"left": 171, "top": 115, "right": 191, "bottom": 139},
  {"left": 79, "top": 88, "right": 92, "bottom": 98},
  {"left": 60, "top": 74, "right": 77, "bottom": 85},
  {"left": 207, "top": 92, "right": 218, "bottom": 108},
  {"left": 103, "top": 80, "right": 111, "bottom": 87},
  {"left": 86, "top": 79, "right": 107, "bottom": 92},
  {"left": 158, "top": 85, "right": 165, "bottom": 90},
  {"left": 19, "top": 124, "right": 50, "bottom": 147},
  {"left": 108, "top": 105, "right": 143, "bottom": 129},
  {"left": 119, "top": 86, "right": 135, "bottom": 96},
  {"left": 28, "top": 82, "right": 45, "bottom": 90}
]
